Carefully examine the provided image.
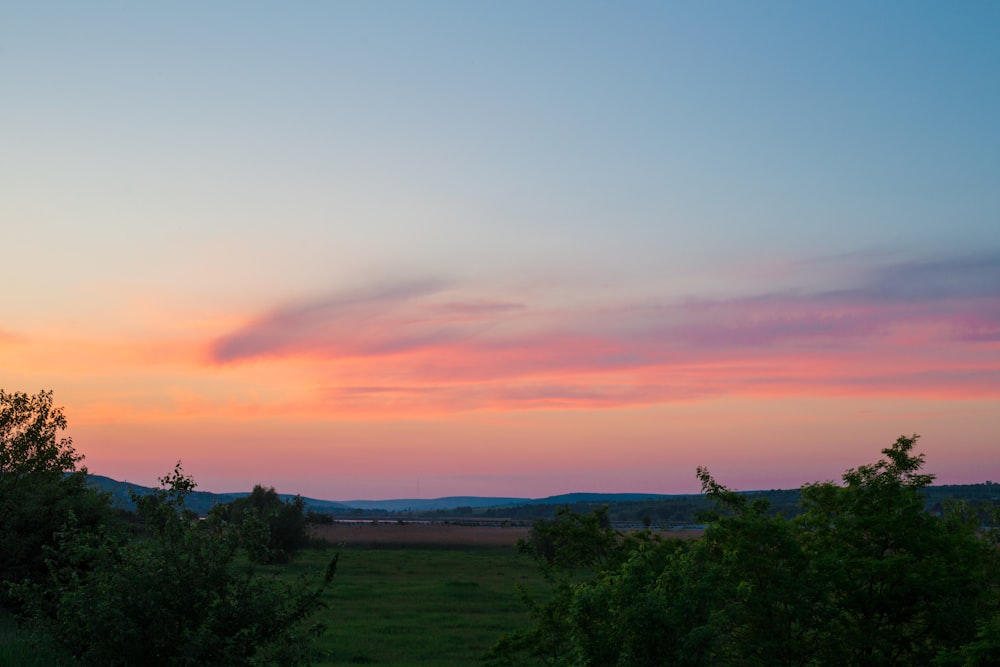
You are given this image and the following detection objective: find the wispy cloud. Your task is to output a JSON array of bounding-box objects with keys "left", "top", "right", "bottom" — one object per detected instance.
[
  {"left": 847, "top": 252, "right": 1000, "bottom": 302},
  {"left": 206, "top": 253, "right": 1000, "bottom": 413},
  {"left": 211, "top": 279, "right": 450, "bottom": 362},
  {"left": 428, "top": 301, "right": 526, "bottom": 319}
]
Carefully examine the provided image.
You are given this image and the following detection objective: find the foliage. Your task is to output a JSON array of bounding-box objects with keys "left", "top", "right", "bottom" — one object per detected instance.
[
  {"left": 19, "top": 463, "right": 337, "bottom": 666},
  {"left": 215, "top": 484, "right": 311, "bottom": 564},
  {"left": 517, "top": 506, "right": 620, "bottom": 577},
  {"left": 486, "top": 506, "right": 665, "bottom": 666},
  {"left": 938, "top": 610, "right": 1000, "bottom": 666},
  {"left": 0, "top": 390, "right": 113, "bottom": 610},
  {"left": 0, "top": 389, "right": 338, "bottom": 664},
  {"left": 492, "top": 435, "right": 1000, "bottom": 666},
  {"left": 795, "top": 435, "right": 996, "bottom": 665},
  {"left": 0, "top": 611, "right": 76, "bottom": 666}
]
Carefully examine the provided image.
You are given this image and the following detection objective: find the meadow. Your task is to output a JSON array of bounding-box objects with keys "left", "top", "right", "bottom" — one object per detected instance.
[{"left": 288, "top": 540, "right": 546, "bottom": 666}]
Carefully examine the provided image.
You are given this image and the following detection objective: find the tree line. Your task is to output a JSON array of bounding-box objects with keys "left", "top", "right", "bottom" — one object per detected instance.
[{"left": 447, "top": 485, "right": 998, "bottom": 529}]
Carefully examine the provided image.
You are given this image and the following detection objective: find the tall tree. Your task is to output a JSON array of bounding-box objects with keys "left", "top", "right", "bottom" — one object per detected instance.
[
  {"left": 797, "top": 435, "right": 998, "bottom": 665},
  {"left": 215, "top": 484, "right": 310, "bottom": 563},
  {"left": 0, "top": 390, "right": 111, "bottom": 609}
]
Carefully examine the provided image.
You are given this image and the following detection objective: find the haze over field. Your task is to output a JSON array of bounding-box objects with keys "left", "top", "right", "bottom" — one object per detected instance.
[{"left": 2, "top": 2, "right": 998, "bottom": 499}]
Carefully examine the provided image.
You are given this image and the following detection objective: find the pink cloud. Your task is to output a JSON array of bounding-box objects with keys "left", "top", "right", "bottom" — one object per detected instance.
[
  {"left": 952, "top": 309, "right": 1000, "bottom": 342},
  {"left": 205, "top": 253, "right": 1000, "bottom": 413},
  {"left": 211, "top": 279, "right": 450, "bottom": 362}
]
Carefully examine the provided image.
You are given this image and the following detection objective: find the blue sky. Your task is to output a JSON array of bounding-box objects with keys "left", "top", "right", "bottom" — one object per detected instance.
[{"left": 1, "top": 2, "right": 998, "bottom": 497}]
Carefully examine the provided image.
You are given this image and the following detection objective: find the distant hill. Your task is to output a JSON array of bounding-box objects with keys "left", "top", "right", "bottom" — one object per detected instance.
[
  {"left": 86, "top": 475, "right": 530, "bottom": 514},
  {"left": 340, "top": 496, "right": 530, "bottom": 512},
  {"left": 84, "top": 475, "right": 678, "bottom": 514},
  {"left": 525, "top": 492, "right": 675, "bottom": 505},
  {"left": 85, "top": 474, "right": 999, "bottom": 523},
  {"left": 86, "top": 474, "right": 353, "bottom": 515}
]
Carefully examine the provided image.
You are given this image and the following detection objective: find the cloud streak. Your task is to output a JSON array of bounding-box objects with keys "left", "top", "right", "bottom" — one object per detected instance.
[
  {"left": 207, "top": 252, "right": 1000, "bottom": 413},
  {"left": 212, "top": 279, "right": 451, "bottom": 362}
]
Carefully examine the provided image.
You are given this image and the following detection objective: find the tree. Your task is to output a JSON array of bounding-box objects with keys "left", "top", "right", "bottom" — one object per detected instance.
[
  {"left": 555, "top": 470, "right": 817, "bottom": 667},
  {"left": 492, "top": 435, "right": 1000, "bottom": 666},
  {"left": 796, "top": 435, "right": 998, "bottom": 665},
  {"left": 22, "top": 463, "right": 337, "bottom": 666},
  {"left": 215, "top": 484, "right": 311, "bottom": 564},
  {"left": 487, "top": 506, "right": 663, "bottom": 666},
  {"left": 0, "top": 390, "right": 112, "bottom": 609},
  {"left": 1, "top": 390, "right": 337, "bottom": 665}
]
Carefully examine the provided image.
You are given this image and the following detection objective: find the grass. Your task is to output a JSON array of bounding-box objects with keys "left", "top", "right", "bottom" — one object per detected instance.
[{"left": 286, "top": 544, "right": 546, "bottom": 666}]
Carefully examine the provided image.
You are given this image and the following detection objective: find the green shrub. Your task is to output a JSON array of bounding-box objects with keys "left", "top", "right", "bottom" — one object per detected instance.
[
  {"left": 214, "top": 484, "right": 311, "bottom": 564},
  {"left": 3, "top": 390, "right": 338, "bottom": 665},
  {"left": 18, "top": 464, "right": 336, "bottom": 666}
]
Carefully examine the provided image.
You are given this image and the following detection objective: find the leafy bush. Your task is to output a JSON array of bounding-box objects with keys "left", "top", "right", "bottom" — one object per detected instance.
[
  {"left": 3, "top": 389, "right": 337, "bottom": 666},
  {"left": 214, "top": 484, "right": 311, "bottom": 564},
  {"left": 20, "top": 464, "right": 337, "bottom": 666}
]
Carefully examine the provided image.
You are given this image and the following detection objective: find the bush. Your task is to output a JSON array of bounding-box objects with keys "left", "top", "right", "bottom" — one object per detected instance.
[
  {"left": 215, "top": 485, "right": 311, "bottom": 564},
  {"left": 20, "top": 464, "right": 337, "bottom": 666}
]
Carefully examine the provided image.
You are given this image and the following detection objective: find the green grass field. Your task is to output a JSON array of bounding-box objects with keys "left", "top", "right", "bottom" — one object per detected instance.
[{"left": 283, "top": 545, "right": 545, "bottom": 666}]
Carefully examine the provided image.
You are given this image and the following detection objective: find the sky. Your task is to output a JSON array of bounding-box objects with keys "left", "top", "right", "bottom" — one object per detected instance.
[{"left": 2, "top": 1, "right": 998, "bottom": 500}]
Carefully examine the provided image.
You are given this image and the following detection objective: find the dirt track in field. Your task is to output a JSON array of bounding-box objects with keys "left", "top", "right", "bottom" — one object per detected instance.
[{"left": 311, "top": 521, "right": 703, "bottom": 547}]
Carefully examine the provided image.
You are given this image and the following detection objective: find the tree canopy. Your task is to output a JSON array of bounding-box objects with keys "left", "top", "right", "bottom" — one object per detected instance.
[
  {"left": 214, "top": 484, "right": 311, "bottom": 564},
  {"left": 0, "top": 390, "right": 112, "bottom": 610},
  {"left": 490, "top": 435, "right": 1000, "bottom": 666},
  {"left": 1, "top": 389, "right": 335, "bottom": 665}
]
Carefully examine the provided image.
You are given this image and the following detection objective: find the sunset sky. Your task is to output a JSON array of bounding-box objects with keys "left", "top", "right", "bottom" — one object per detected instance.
[{"left": 2, "top": 2, "right": 998, "bottom": 500}]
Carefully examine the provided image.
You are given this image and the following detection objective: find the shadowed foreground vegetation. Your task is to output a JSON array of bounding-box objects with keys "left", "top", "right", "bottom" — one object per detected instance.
[
  {"left": 489, "top": 435, "right": 1000, "bottom": 666},
  {"left": 1, "top": 390, "right": 336, "bottom": 665}
]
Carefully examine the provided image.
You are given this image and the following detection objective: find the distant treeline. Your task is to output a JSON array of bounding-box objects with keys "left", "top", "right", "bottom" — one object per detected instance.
[
  {"left": 412, "top": 483, "right": 999, "bottom": 528},
  {"left": 88, "top": 472, "right": 1000, "bottom": 529}
]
